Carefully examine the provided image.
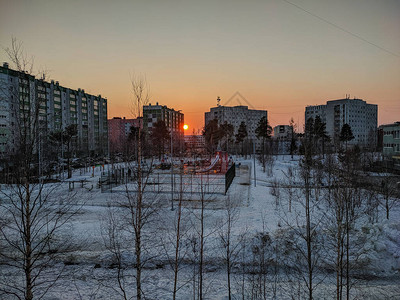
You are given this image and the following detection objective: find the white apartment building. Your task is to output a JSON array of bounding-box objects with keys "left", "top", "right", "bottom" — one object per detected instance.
[
  {"left": 305, "top": 98, "right": 377, "bottom": 145},
  {"left": 0, "top": 62, "right": 108, "bottom": 157},
  {"left": 205, "top": 105, "right": 268, "bottom": 150},
  {"left": 380, "top": 122, "right": 400, "bottom": 159}
]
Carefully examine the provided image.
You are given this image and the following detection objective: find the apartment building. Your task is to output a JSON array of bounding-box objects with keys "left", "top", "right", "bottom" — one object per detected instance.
[
  {"left": 380, "top": 122, "right": 400, "bottom": 159},
  {"left": 108, "top": 117, "right": 142, "bottom": 153},
  {"left": 0, "top": 62, "right": 108, "bottom": 157},
  {"left": 273, "top": 125, "right": 293, "bottom": 140},
  {"left": 305, "top": 97, "right": 377, "bottom": 145},
  {"left": 205, "top": 105, "right": 268, "bottom": 150},
  {"left": 143, "top": 102, "right": 184, "bottom": 138},
  {"left": 184, "top": 135, "right": 206, "bottom": 154}
]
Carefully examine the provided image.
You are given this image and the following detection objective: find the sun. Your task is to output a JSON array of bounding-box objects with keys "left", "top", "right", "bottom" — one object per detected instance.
[{"left": 183, "top": 124, "right": 189, "bottom": 130}]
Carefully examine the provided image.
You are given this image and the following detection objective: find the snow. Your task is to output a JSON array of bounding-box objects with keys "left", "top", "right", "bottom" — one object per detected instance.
[{"left": 1, "top": 155, "right": 400, "bottom": 299}]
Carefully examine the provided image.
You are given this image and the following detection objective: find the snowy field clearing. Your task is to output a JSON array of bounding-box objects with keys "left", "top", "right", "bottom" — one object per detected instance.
[{"left": 1, "top": 155, "right": 400, "bottom": 299}]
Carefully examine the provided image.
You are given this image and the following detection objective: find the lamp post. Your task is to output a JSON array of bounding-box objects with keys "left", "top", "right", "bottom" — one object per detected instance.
[
  {"left": 170, "top": 110, "right": 174, "bottom": 210},
  {"left": 170, "top": 110, "right": 184, "bottom": 211}
]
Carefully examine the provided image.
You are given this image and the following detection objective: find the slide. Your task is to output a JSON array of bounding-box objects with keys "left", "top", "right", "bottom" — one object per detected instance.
[{"left": 197, "top": 154, "right": 220, "bottom": 173}]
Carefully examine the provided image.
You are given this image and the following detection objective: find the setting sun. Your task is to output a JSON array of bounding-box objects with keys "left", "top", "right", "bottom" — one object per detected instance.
[{"left": 183, "top": 124, "right": 189, "bottom": 130}]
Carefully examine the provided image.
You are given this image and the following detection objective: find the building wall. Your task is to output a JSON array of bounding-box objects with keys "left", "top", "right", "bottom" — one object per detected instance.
[
  {"left": 184, "top": 135, "right": 205, "bottom": 153},
  {"left": 108, "top": 117, "right": 141, "bottom": 153},
  {"left": 0, "top": 63, "right": 108, "bottom": 157},
  {"left": 305, "top": 98, "right": 377, "bottom": 146},
  {"left": 273, "top": 125, "right": 292, "bottom": 140},
  {"left": 381, "top": 122, "right": 400, "bottom": 158},
  {"left": 143, "top": 102, "right": 184, "bottom": 138},
  {"left": 205, "top": 105, "right": 268, "bottom": 149}
]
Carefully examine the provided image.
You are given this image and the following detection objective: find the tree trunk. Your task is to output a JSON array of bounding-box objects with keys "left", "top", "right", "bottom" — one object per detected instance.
[
  {"left": 199, "top": 174, "right": 205, "bottom": 300},
  {"left": 346, "top": 197, "right": 350, "bottom": 300},
  {"left": 199, "top": 201, "right": 204, "bottom": 300},
  {"left": 305, "top": 172, "right": 313, "bottom": 300},
  {"left": 173, "top": 167, "right": 184, "bottom": 300},
  {"left": 386, "top": 196, "right": 389, "bottom": 220},
  {"left": 25, "top": 183, "right": 33, "bottom": 300},
  {"left": 136, "top": 108, "right": 143, "bottom": 300}
]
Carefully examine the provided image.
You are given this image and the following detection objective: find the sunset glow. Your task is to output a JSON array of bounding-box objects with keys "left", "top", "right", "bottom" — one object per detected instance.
[{"left": 1, "top": 0, "right": 398, "bottom": 132}]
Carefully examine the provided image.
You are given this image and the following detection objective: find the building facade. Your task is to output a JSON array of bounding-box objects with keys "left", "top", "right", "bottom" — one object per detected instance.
[
  {"left": 143, "top": 102, "right": 184, "bottom": 138},
  {"left": 108, "top": 117, "right": 142, "bottom": 154},
  {"left": 380, "top": 122, "right": 400, "bottom": 159},
  {"left": 273, "top": 125, "right": 293, "bottom": 154},
  {"left": 205, "top": 105, "right": 268, "bottom": 150},
  {"left": 273, "top": 125, "right": 292, "bottom": 140},
  {"left": 305, "top": 98, "right": 377, "bottom": 146},
  {"left": 0, "top": 62, "right": 108, "bottom": 157},
  {"left": 184, "top": 135, "right": 206, "bottom": 154}
]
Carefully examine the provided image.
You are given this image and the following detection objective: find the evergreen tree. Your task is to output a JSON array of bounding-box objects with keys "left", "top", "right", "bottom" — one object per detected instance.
[
  {"left": 151, "top": 120, "right": 170, "bottom": 159},
  {"left": 289, "top": 118, "right": 297, "bottom": 159},
  {"left": 339, "top": 123, "right": 354, "bottom": 149},
  {"left": 255, "top": 116, "right": 272, "bottom": 141},
  {"left": 313, "top": 116, "right": 329, "bottom": 157},
  {"left": 203, "top": 119, "right": 222, "bottom": 153},
  {"left": 235, "top": 121, "right": 248, "bottom": 155},
  {"left": 219, "top": 121, "right": 234, "bottom": 152},
  {"left": 49, "top": 124, "right": 77, "bottom": 178},
  {"left": 255, "top": 116, "right": 272, "bottom": 170}
]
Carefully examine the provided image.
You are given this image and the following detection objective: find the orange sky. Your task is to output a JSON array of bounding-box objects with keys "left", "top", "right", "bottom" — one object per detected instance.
[{"left": 1, "top": 0, "right": 399, "bottom": 133}]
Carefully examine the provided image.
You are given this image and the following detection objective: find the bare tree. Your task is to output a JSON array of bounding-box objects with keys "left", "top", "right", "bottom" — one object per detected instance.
[
  {"left": 127, "top": 74, "right": 150, "bottom": 300},
  {"left": 217, "top": 195, "right": 242, "bottom": 300},
  {"left": 378, "top": 176, "right": 399, "bottom": 220},
  {"left": 282, "top": 166, "right": 297, "bottom": 213},
  {"left": 0, "top": 38, "right": 80, "bottom": 300},
  {"left": 101, "top": 206, "right": 129, "bottom": 300},
  {"left": 100, "top": 74, "right": 153, "bottom": 299},
  {"left": 172, "top": 161, "right": 188, "bottom": 300},
  {"left": 278, "top": 141, "right": 325, "bottom": 300}
]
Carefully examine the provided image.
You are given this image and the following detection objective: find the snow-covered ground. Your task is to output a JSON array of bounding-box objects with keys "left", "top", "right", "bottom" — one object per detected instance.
[{"left": 1, "top": 155, "right": 399, "bottom": 299}]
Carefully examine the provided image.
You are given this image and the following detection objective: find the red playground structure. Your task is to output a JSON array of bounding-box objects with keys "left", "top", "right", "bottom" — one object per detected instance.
[{"left": 198, "top": 151, "right": 230, "bottom": 174}]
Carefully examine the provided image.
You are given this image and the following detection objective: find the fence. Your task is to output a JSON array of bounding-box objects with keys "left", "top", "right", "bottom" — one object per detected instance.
[{"left": 225, "top": 163, "right": 236, "bottom": 195}]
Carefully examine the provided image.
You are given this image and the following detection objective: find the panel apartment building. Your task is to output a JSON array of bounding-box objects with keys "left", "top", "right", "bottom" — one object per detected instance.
[
  {"left": 380, "top": 122, "right": 400, "bottom": 159},
  {"left": 108, "top": 117, "right": 142, "bottom": 153},
  {"left": 205, "top": 105, "right": 268, "bottom": 150},
  {"left": 0, "top": 62, "right": 108, "bottom": 157},
  {"left": 143, "top": 102, "right": 184, "bottom": 138},
  {"left": 305, "top": 97, "right": 377, "bottom": 146}
]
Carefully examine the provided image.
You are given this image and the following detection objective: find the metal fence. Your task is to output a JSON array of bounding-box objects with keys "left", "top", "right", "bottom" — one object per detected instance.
[{"left": 225, "top": 163, "right": 236, "bottom": 195}]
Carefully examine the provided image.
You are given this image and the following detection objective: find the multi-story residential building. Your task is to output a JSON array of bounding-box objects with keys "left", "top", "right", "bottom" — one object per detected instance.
[
  {"left": 273, "top": 125, "right": 292, "bottom": 140},
  {"left": 204, "top": 105, "right": 268, "bottom": 150},
  {"left": 108, "top": 117, "right": 142, "bottom": 153},
  {"left": 273, "top": 125, "right": 293, "bottom": 154},
  {"left": 305, "top": 97, "right": 377, "bottom": 146},
  {"left": 0, "top": 62, "right": 108, "bottom": 157},
  {"left": 184, "top": 135, "right": 206, "bottom": 154},
  {"left": 380, "top": 122, "right": 400, "bottom": 159},
  {"left": 143, "top": 102, "right": 184, "bottom": 138}
]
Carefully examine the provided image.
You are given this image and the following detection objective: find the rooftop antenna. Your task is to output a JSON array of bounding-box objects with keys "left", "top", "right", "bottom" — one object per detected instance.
[
  {"left": 224, "top": 91, "right": 256, "bottom": 109},
  {"left": 217, "top": 96, "right": 221, "bottom": 107}
]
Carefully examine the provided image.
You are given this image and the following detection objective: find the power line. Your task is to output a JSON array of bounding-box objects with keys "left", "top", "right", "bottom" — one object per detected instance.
[{"left": 280, "top": 0, "right": 399, "bottom": 58}]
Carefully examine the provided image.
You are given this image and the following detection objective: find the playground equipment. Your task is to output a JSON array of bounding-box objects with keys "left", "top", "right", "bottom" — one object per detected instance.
[{"left": 197, "top": 151, "right": 229, "bottom": 174}]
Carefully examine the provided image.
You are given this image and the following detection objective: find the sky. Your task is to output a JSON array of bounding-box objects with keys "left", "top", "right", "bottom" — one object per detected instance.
[{"left": 1, "top": 0, "right": 399, "bottom": 133}]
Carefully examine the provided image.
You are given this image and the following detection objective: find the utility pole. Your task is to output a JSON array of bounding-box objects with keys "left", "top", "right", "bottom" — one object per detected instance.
[
  {"left": 61, "top": 127, "right": 64, "bottom": 180},
  {"left": 253, "top": 140, "right": 256, "bottom": 187},
  {"left": 170, "top": 110, "right": 174, "bottom": 211}
]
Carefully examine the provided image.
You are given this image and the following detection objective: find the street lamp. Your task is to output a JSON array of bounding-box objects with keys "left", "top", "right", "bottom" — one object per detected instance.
[{"left": 170, "top": 110, "right": 184, "bottom": 211}]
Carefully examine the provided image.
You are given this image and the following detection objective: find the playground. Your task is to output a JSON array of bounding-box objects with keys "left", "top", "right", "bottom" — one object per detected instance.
[{"left": 99, "top": 151, "right": 236, "bottom": 198}]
